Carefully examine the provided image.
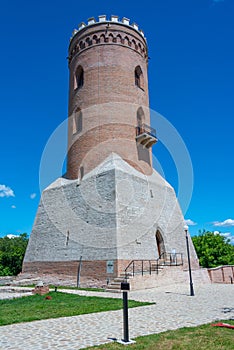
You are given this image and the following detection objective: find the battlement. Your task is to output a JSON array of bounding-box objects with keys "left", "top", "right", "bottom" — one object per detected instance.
[
  {"left": 71, "top": 15, "right": 145, "bottom": 40},
  {"left": 68, "top": 15, "right": 148, "bottom": 63}
]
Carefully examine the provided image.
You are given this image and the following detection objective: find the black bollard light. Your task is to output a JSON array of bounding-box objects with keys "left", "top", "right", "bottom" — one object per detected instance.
[
  {"left": 121, "top": 281, "right": 130, "bottom": 343},
  {"left": 184, "top": 225, "right": 195, "bottom": 296}
]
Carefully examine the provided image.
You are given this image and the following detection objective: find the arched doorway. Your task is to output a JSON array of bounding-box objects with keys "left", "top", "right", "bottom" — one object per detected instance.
[
  {"left": 156, "top": 230, "right": 165, "bottom": 257},
  {"left": 136, "top": 107, "right": 145, "bottom": 128}
]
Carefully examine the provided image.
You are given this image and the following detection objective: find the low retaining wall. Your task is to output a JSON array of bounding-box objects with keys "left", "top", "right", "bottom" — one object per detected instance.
[
  {"left": 208, "top": 265, "right": 234, "bottom": 284},
  {"left": 129, "top": 266, "right": 210, "bottom": 290}
]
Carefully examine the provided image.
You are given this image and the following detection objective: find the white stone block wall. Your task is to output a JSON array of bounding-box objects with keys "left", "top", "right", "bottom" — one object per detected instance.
[{"left": 24, "top": 154, "right": 199, "bottom": 275}]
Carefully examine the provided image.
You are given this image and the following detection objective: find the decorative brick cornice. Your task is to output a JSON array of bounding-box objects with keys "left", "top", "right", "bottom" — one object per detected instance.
[{"left": 68, "top": 16, "right": 148, "bottom": 64}]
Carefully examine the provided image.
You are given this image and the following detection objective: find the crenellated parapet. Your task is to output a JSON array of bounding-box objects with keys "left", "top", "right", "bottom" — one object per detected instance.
[{"left": 68, "top": 15, "right": 148, "bottom": 64}]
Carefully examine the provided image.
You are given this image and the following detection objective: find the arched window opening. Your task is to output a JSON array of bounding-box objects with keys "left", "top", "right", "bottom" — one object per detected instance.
[
  {"left": 79, "top": 41, "right": 85, "bottom": 49},
  {"left": 108, "top": 33, "right": 114, "bottom": 42},
  {"left": 72, "top": 109, "right": 82, "bottom": 135},
  {"left": 135, "top": 106, "right": 157, "bottom": 148},
  {"left": 116, "top": 34, "right": 122, "bottom": 43},
  {"left": 136, "top": 107, "right": 145, "bottom": 127},
  {"left": 92, "top": 35, "right": 99, "bottom": 44},
  {"left": 124, "top": 36, "right": 130, "bottom": 46},
  {"left": 74, "top": 66, "right": 84, "bottom": 90},
  {"left": 136, "top": 107, "right": 145, "bottom": 137},
  {"left": 135, "top": 66, "right": 144, "bottom": 90},
  {"left": 86, "top": 37, "right": 92, "bottom": 46},
  {"left": 100, "top": 34, "right": 105, "bottom": 43}
]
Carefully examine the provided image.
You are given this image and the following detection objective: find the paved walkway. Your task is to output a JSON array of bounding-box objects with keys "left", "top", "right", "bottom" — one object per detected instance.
[{"left": 0, "top": 283, "right": 233, "bottom": 349}]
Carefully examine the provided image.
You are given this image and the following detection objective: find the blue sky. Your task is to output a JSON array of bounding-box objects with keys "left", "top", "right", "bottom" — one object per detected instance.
[{"left": 0, "top": 0, "right": 233, "bottom": 243}]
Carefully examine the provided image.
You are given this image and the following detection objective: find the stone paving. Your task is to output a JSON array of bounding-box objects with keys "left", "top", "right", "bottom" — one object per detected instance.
[
  {"left": 0, "top": 283, "right": 233, "bottom": 349},
  {"left": 0, "top": 286, "right": 33, "bottom": 300}
]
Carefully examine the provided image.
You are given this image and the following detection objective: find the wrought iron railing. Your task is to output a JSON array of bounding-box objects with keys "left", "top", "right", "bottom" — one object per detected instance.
[
  {"left": 136, "top": 123, "right": 157, "bottom": 138},
  {"left": 157, "top": 252, "right": 184, "bottom": 267},
  {"left": 124, "top": 252, "right": 183, "bottom": 278}
]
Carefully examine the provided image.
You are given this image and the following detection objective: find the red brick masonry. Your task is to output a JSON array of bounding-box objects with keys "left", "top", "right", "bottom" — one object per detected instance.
[
  {"left": 208, "top": 265, "right": 234, "bottom": 284},
  {"left": 23, "top": 259, "right": 132, "bottom": 282}
]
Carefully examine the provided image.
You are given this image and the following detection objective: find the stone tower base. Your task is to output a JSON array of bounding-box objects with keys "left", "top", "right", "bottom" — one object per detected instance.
[{"left": 23, "top": 153, "right": 200, "bottom": 286}]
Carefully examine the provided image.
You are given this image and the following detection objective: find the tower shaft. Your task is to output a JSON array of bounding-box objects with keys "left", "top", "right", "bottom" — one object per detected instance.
[{"left": 66, "top": 17, "right": 154, "bottom": 179}]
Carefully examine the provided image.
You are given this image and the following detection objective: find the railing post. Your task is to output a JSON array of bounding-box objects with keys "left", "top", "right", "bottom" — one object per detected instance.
[
  {"left": 133, "top": 261, "right": 135, "bottom": 277},
  {"left": 142, "top": 260, "right": 144, "bottom": 276},
  {"left": 77, "top": 255, "right": 82, "bottom": 288},
  {"left": 149, "top": 261, "right": 151, "bottom": 275}
]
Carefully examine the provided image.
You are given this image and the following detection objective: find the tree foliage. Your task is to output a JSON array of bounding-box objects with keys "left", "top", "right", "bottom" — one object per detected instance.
[
  {"left": 0, "top": 233, "right": 28, "bottom": 276},
  {"left": 192, "top": 230, "right": 234, "bottom": 268}
]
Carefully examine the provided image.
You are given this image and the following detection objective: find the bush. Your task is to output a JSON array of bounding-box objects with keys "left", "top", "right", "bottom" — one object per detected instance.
[
  {"left": 0, "top": 233, "right": 28, "bottom": 276},
  {"left": 192, "top": 230, "right": 234, "bottom": 268}
]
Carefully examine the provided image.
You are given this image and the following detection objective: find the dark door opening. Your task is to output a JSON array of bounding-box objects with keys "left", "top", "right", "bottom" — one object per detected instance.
[{"left": 156, "top": 230, "right": 165, "bottom": 257}]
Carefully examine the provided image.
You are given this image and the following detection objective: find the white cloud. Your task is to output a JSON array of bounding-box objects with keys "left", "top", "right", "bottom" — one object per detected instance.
[
  {"left": 0, "top": 184, "right": 15, "bottom": 198},
  {"left": 7, "top": 234, "right": 18, "bottom": 239},
  {"left": 220, "top": 232, "right": 231, "bottom": 238},
  {"left": 213, "top": 231, "right": 234, "bottom": 244},
  {"left": 11, "top": 205, "right": 16, "bottom": 209},
  {"left": 223, "top": 233, "right": 234, "bottom": 245},
  {"left": 213, "top": 219, "right": 234, "bottom": 227},
  {"left": 30, "top": 193, "right": 36, "bottom": 199},
  {"left": 185, "top": 219, "right": 197, "bottom": 226}
]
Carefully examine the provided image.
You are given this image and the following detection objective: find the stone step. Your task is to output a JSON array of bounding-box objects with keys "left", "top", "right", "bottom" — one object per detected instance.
[
  {"left": 106, "top": 280, "right": 122, "bottom": 292},
  {"left": 105, "top": 288, "right": 122, "bottom": 293},
  {"left": 109, "top": 281, "right": 122, "bottom": 286},
  {"left": 112, "top": 277, "right": 126, "bottom": 282},
  {"left": 108, "top": 280, "right": 122, "bottom": 288},
  {"left": 106, "top": 283, "right": 121, "bottom": 288}
]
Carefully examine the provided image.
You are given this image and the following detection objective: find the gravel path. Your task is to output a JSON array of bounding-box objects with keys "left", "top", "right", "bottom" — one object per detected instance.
[{"left": 0, "top": 283, "right": 233, "bottom": 349}]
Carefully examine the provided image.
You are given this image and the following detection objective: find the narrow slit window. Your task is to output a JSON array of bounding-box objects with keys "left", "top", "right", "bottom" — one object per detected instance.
[
  {"left": 73, "top": 109, "right": 82, "bottom": 135},
  {"left": 135, "top": 66, "right": 144, "bottom": 90},
  {"left": 74, "top": 66, "right": 84, "bottom": 90}
]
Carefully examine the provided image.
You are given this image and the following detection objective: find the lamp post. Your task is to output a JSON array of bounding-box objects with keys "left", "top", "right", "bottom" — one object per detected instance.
[{"left": 184, "top": 225, "right": 195, "bottom": 296}]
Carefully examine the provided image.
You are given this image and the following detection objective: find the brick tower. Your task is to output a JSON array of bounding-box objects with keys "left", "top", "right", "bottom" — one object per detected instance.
[
  {"left": 23, "top": 16, "right": 206, "bottom": 288},
  {"left": 66, "top": 15, "right": 153, "bottom": 180}
]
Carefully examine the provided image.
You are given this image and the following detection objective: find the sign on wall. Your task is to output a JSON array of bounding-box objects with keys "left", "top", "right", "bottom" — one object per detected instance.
[{"left": 107, "top": 260, "right": 114, "bottom": 274}]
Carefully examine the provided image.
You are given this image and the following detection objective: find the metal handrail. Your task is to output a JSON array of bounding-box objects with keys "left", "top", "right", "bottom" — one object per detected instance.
[
  {"left": 156, "top": 252, "right": 184, "bottom": 268},
  {"left": 136, "top": 123, "right": 156, "bottom": 138},
  {"left": 124, "top": 259, "right": 156, "bottom": 278},
  {"left": 124, "top": 252, "right": 183, "bottom": 278}
]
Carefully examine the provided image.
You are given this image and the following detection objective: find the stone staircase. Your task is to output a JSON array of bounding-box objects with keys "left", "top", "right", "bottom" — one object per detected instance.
[
  {"left": 105, "top": 254, "right": 184, "bottom": 292},
  {"left": 105, "top": 265, "right": 165, "bottom": 293},
  {"left": 105, "top": 274, "right": 126, "bottom": 293}
]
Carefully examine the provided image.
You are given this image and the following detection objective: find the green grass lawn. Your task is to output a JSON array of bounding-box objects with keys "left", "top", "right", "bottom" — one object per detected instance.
[
  {"left": 86, "top": 320, "right": 234, "bottom": 350},
  {"left": 56, "top": 286, "right": 105, "bottom": 292},
  {"left": 0, "top": 291, "right": 152, "bottom": 326}
]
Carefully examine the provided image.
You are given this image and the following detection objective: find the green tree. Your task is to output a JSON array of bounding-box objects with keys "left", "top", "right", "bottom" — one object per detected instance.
[
  {"left": 192, "top": 230, "right": 234, "bottom": 268},
  {"left": 0, "top": 233, "right": 28, "bottom": 276}
]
